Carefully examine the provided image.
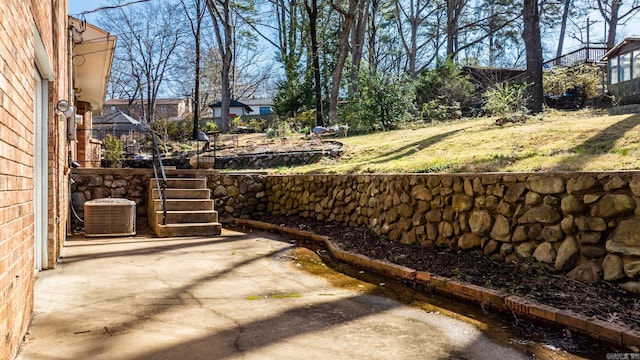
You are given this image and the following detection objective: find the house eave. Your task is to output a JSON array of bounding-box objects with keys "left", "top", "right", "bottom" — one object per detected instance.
[
  {"left": 70, "top": 17, "right": 116, "bottom": 113},
  {"left": 601, "top": 36, "right": 640, "bottom": 61}
]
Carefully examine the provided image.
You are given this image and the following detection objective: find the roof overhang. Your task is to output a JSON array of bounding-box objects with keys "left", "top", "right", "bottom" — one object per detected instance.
[
  {"left": 601, "top": 36, "right": 640, "bottom": 61},
  {"left": 70, "top": 17, "right": 116, "bottom": 113}
]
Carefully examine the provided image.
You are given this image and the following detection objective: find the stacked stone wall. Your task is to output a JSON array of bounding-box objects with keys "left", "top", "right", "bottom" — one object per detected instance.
[
  {"left": 125, "top": 148, "right": 341, "bottom": 170},
  {"left": 70, "top": 169, "right": 268, "bottom": 227},
  {"left": 69, "top": 169, "right": 640, "bottom": 294},
  {"left": 267, "top": 173, "right": 640, "bottom": 291}
]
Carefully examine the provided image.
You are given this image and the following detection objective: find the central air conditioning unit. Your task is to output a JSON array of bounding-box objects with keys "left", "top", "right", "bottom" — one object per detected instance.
[{"left": 84, "top": 198, "right": 136, "bottom": 237}]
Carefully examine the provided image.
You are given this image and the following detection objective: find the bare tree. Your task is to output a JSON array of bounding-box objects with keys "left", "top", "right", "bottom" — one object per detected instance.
[
  {"left": 393, "top": 0, "right": 439, "bottom": 77},
  {"left": 106, "top": 60, "right": 141, "bottom": 116},
  {"left": 206, "top": 0, "right": 234, "bottom": 133},
  {"left": 179, "top": 0, "right": 207, "bottom": 139},
  {"left": 593, "top": 0, "right": 640, "bottom": 48},
  {"left": 232, "top": 43, "right": 277, "bottom": 99},
  {"left": 200, "top": 47, "right": 224, "bottom": 110},
  {"left": 101, "top": 0, "right": 184, "bottom": 124},
  {"left": 306, "top": 0, "right": 324, "bottom": 125}
]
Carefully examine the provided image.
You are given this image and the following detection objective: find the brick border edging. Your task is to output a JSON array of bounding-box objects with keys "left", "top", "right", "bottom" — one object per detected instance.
[{"left": 235, "top": 218, "right": 640, "bottom": 350}]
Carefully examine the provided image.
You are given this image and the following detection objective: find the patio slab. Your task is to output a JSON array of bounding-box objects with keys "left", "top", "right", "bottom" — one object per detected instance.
[{"left": 17, "top": 227, "right": 527, "bottom": 360}]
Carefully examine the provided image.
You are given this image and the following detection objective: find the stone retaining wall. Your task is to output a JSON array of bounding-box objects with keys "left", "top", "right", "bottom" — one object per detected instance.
[
  {"left": 122, "top": 147, "right": 342, "bottom": 170},
  {"left": 70, "top": 169, "right": 268, "bottom": 227},
  {"left": 216, "top": 149, "right": 341, "bottom": 169},
  {"left": 266, "top": 173, "right": 640, "bottom": 290},
  {"left": 70, "top": 169, "right": 640, "bottom": 290}
]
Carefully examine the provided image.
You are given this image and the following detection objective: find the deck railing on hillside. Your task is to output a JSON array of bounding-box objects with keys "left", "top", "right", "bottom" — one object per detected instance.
[{"left": 544, "top": 47, "right": 608, "bottom": 68}]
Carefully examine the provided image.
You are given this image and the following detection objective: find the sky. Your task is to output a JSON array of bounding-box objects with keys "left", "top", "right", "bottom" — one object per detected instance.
[
  {"left": 68, "top": 0, "right": 106, "bottom": 22},
  {"left": 68, "top": 0, "right": 638, "bottom": 63}
]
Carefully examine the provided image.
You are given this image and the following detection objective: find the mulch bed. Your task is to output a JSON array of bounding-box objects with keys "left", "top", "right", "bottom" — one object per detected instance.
[{"left": 258, "top": 214, "right": 640, "bottom": 332}]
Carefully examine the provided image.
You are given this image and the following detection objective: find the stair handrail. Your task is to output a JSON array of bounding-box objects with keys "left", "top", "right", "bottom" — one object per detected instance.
[{"left": 151, "top": 131, "right": 167, "bottom": 225}]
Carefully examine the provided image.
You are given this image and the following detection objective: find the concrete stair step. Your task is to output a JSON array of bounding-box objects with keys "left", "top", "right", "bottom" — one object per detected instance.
[
  {"left": 156, "top": 210, "right": 218, "bottom": 224},
  {"left": 154, "top": 222, "right": 222, "bottom": 237},
  {"left": 152, "top": 199, "right": 214, "bottom": 211},
  {"left": 148, "top": 177, "right": 221, "bottom": 237},
  {"left": 150, "top": 178, "right": 207, "bottom": 189},
  {"left": 151, "top": 188, "right": 210, "bottom": 200}
]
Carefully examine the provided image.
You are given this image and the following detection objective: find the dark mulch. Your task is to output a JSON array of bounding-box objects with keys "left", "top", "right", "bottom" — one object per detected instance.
[{"left": 258, "top": 214, "right": 640, "bottom": 332}]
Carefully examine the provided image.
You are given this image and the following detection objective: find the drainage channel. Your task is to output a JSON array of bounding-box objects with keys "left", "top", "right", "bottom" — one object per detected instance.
[{"left": 284, "top": 241, "right": 628, "bottom": 360}]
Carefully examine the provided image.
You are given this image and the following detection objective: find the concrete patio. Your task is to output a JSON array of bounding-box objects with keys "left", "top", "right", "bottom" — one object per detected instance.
[{"left": 16, "top": 226, "right": 529, "bottom": 360}]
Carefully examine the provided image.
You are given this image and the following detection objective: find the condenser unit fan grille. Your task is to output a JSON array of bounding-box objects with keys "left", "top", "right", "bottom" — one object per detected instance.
[{"left": 84, "top": 198, "right": 136, "bottom": 237}]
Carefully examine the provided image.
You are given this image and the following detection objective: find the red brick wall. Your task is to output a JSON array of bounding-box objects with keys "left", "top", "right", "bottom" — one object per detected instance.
[
  {"left": 106, "top": 99, "right": 190, "bottom": 121},
  {"left": 0, "top": 1, "right": 69, "bottom": 359}
]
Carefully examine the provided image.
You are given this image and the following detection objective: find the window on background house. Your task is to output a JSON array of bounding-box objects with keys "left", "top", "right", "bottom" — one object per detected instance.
[
  {"left": 610, "top": 57, "right": 619, "bottom": 84},
  {"left": 111, "top": 105, "right": 116, "bottom": 111},
  {"left": 259, "top": 106, "right": 271, "bottom": 115},
  {"left": 634, "top": 51, "right": 640, "bottom": 79},
  {"left": 160, "top": 105, "right": 167, "bottom": 113},
  {"left": 620, "top": 52, "right": 631, "bottom": 82}
]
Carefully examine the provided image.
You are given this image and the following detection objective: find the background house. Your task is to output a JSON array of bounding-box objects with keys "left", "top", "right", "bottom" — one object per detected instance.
[
  {"left": 601, "top": 37, "right": 640, "bottom": 107},
  {"left": 94, "top": 110, "right": 147, "bottom": 134},
  {"left": 0, "top": 3, "right": 114, "bottom": 359},
  {"left": 207, "top": 98, "right": 275, "bottom": 130},
  {"left": 208, "top": 99, "right": 254, "bottom": 119},
  {"left": 104, "top": 98, "right": 192, "bottom": 122},
  {"left": 238, "top": 98, "right": 274, "bottom": 117}
]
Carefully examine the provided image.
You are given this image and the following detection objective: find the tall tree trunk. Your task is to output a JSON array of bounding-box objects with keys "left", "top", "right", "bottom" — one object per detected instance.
[
  {"left": 446, "top": 0, "right": 463, "bottom": 59},
  {"left": 194, "top": 32, "right": 201, "bottom": 139},
  {"left": 555, "top": 0, "right": 570, "bottom": 65},
  {"left": 348, "top": 0, "right": 369, "bottom": 95},
  {"left": 328, "top": 0, "right": 359, "bottom": 124},
  {"left": 606, "top": 0, "right": 620, "bottom": 49},
  {"left": 306, "top": 0, "right": 323, "bottom": 126},
  {"left": 194, "top": 0, "right": 204, "bottom": 140},
  {"left": 368, "top": 0, "right": 379, "bottom": 71},
  {"left": 522, "top": 0, "right": 543, "bottom": 114},
  {"left": 221, "top": 9, "right": 232, "bottom": 133},
  {"left": 206, "top": 0, "right": 233, "bottom": 133}
]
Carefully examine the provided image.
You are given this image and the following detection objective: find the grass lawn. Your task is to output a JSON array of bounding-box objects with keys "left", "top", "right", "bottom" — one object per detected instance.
[{"left": 274, "top": 109, "right": 640, "bottom": 174}]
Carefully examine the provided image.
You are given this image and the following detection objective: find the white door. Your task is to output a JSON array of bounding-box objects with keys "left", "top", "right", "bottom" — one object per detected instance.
[{"left": 34, "top": 69, "right": 48, "bottom": 271}]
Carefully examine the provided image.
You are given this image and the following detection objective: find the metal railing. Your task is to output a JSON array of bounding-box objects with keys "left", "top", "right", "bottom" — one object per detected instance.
[
  {"left": 151, "top": 131, "right": 167, "bottom": 225},
  {"left": 544, "top": 47, "right": 608, "bottom": 68}
]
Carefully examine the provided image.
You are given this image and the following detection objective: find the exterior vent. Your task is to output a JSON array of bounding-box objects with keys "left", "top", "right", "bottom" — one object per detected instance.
[{"left": 84, "top": 198, "right": 136, "bottom": 237}]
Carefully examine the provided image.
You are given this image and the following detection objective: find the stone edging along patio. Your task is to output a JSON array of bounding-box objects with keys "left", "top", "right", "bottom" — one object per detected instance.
[{"left": 234, "top": 218, "right": 640, "bottom": 350}]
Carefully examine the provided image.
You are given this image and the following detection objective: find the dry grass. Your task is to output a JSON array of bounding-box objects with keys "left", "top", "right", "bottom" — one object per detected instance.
[{"left": 272, "top": 109, "right": 640, "bottom": 174}]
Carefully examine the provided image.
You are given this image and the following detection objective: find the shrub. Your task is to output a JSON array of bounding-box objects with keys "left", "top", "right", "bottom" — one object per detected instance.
[
  {"left": 103, "top": 133, "right": 124, "bottom": 168},
  {"left": 420, "top": 100, "right": 463, "bottom": 122},
  {"left": 482, "top": 82, "right": 530, "bottom": 123},
  {"left": 172, "top": 119, "right": 193, "bottom": 141},
  {"left": 231, "top": 116, "right": 246, "bottom": 132},
  {"left": 248, "top": 119, "right": 265, "bottom": 132},
  {"left": 150, "top": 118, "right": 191, "bottom": 141},
  {"left": 202, "top": 121, "right": 218, "bottom": 133},
  {"left": 543, "top": 63, "right": 602, "bottom": 98},
  {"left": 340, "top": 69, "right": 415, "bottom": 134},
  {"left": 297, "top": 109, "right": 316, "bottom": 130},
  {"left": 265, "top": 128, "right": 276, "bottom": 139},
  {"left": 416, "top": 60, "right": 474, "bottom": 122}
]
